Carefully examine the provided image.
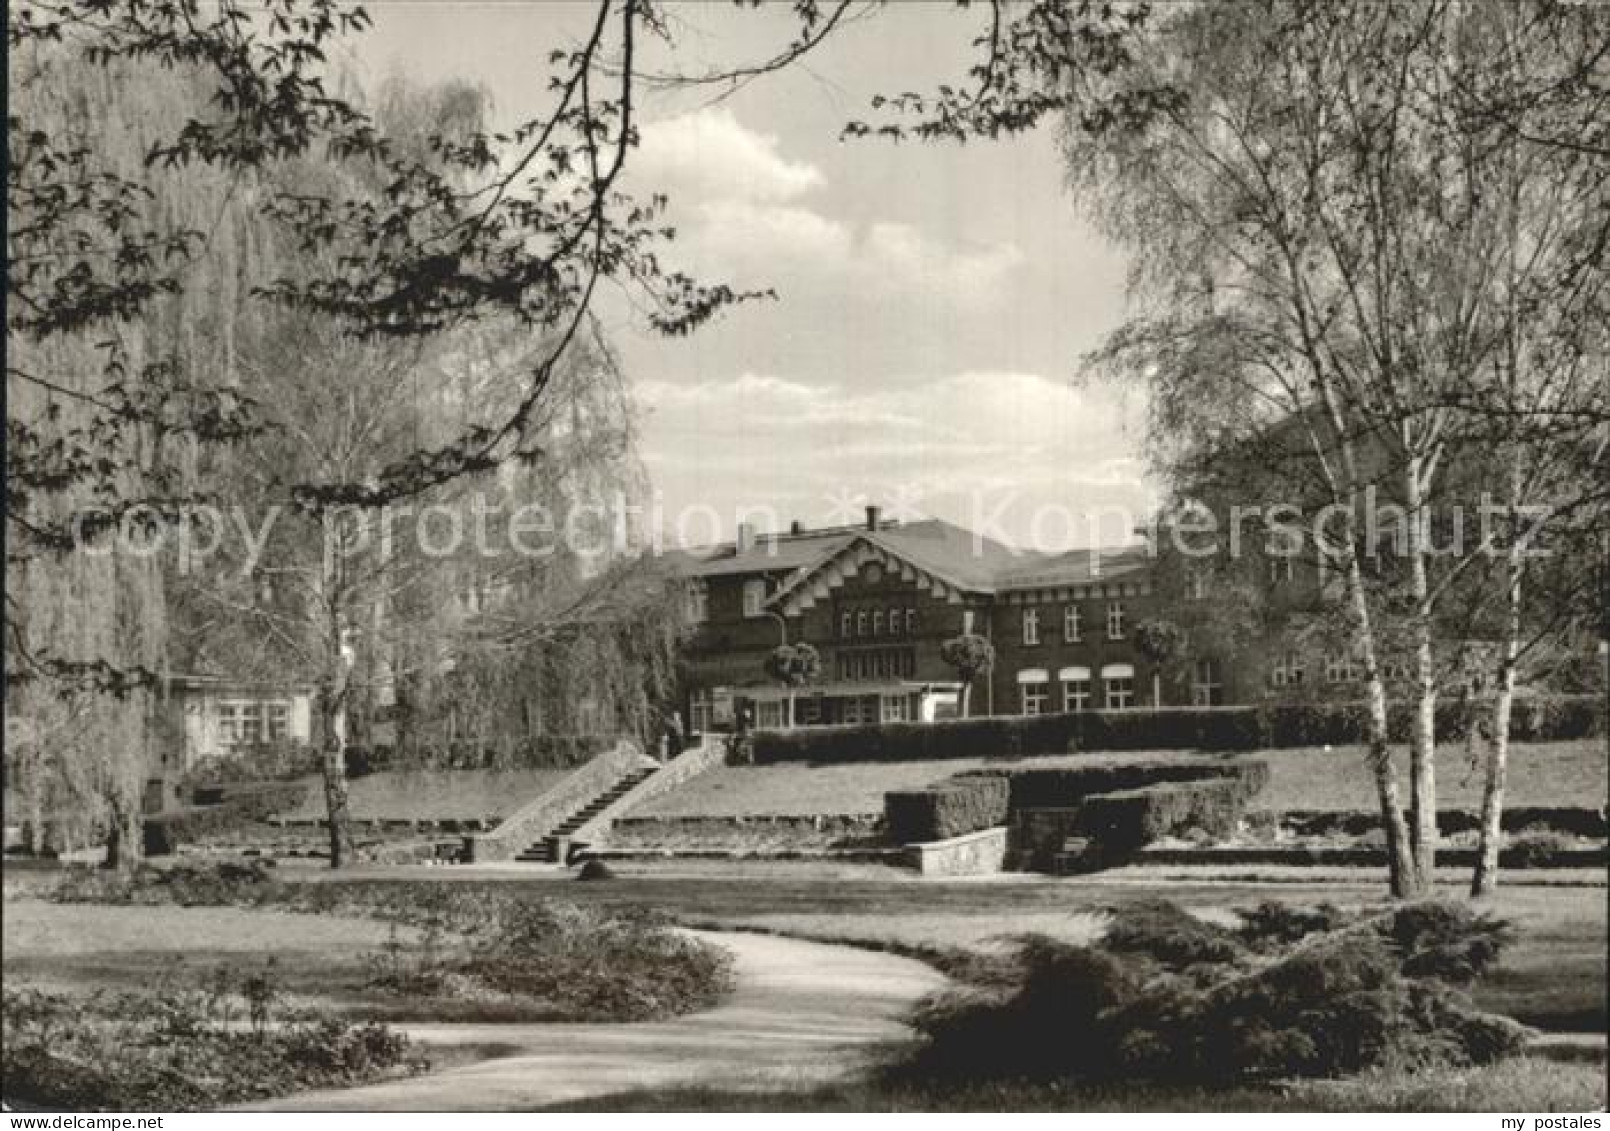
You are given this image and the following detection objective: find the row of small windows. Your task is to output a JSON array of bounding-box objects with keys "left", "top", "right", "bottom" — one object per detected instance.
[
  {"left": 1021, "top": 602, "right": 1124, "bottom": 646},
  {"left": 840, "top": 607, "right": 918, "bottom": 638},
  {"left": 1271, "top": 653, "right": 1406, "bottom": 688},
  {"left": 836, "top": 648, "right": 917, "bottom": 682},
  {"left": 1018, "top": 664, "right": 1133, "bottom": 713},
  {"left": 216, "top": 700, "right": 291, "bottom": 747}
]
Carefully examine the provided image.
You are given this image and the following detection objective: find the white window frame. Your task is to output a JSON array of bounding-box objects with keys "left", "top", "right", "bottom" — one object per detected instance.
[
  {"left": 266, "top": 702, "right": 290, "bottom": 741},
  {"left": 688, "top": 582, "right": 709, "bottom": 624},
  {"left": 1018, "top": 668, "right": 1049, "bottom": 716},
  {"left": 856, "top": 610, "right": 868, "bottom": 636},
  {"left": 962, "top": 609, "right": 975, "bottom": 635},
  {"left": 1269, "top": 554, "right": 1295, "bottom": 583},
  {"left": 689, "top": 693, "right": 714, "bottom": 735},
  {"left": 906, "top": 608, "right": 917, "bottom": 634},
  {"left": 1270, "top": 652, "right": 1305, "bottom": 688},
  {"left": 1324, "top": 652, "right": 1360, "bottom": 684},
  {"left": 1101, "top": 663, "right": 1135, "bottom": 710},
  {"left": 1191, "top": 658, "right": 1223, "bottom": 707},
  {"left": 872, "top": 609, "right": 884, "bottom": 636},
  {"left": 742, "top": 579, "right": 766, "bottom": 618},
  {"left": 881, "top": 693, "right": 909, "bottom": 723},
  {"left": 1187, "top": 571, "right": 1207, "bottom": 600},
  {"left": 1059, "top": 665, "right": 1091, "bottom": 712},
  {"left": 1106, "top": 602, "right": 1126, "bottom": 640},
  {"left": 1064, "top": 604, "right": 1082, "bottom": 642},
  {"left": 1022, "top": 608, "right": 1040, "bottom": 646},
  {"left": 757, "top": 700, "right": 785, "bottom": 729},
  {"left": 840, "top": 611, "right": 852, "bottom": 638}
]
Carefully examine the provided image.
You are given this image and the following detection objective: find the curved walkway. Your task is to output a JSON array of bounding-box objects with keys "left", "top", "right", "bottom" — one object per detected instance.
[{"left": 254, "top": 930, "right": 947, "bottom": 1111}]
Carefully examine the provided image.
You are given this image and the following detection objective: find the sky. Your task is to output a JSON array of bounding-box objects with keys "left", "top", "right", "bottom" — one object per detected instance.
[{"left": 350, "top": 1, "right": 1152, "bottom": 549}]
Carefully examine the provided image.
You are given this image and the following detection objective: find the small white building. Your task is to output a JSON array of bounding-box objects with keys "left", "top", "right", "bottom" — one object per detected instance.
[{"left": 165, "top": 674, "right": 314, "bottom": 770}]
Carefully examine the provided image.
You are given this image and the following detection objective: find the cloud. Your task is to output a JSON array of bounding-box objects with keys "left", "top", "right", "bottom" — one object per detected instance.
[
  {"left": 637, "top": 369, "right": 1154, "bottom": 546},
  {"left": 635, "top": 107, "right": 824, "bottom": 203},
  {"left": 633, "top": 109, "right": 1022, "bottom": 309}
]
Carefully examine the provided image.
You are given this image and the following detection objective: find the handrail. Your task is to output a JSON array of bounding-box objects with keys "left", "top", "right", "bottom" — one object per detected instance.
[{"left": 464, "top": 739, "right": 654, "bottom": 863}]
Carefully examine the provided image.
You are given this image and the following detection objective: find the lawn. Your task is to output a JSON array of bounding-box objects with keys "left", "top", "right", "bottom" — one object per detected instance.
[{"left": 629, "top": 739, "right": 1605, "bottom": 819}]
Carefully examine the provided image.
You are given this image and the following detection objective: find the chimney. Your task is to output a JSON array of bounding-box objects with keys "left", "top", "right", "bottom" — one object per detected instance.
[
  {"left": 789, "top": 519, "right": 804, "bottom": 535},
  {"left": 865, "top": 505, "right": 881, "bottom": 532},
  {"left": 736, "top": 522, "right": 755, "bottom": 554}
]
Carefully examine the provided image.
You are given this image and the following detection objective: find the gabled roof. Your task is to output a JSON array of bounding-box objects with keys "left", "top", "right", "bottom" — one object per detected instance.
[{"left": 671, "top": 516, "right": 1153, "bottom": 613}]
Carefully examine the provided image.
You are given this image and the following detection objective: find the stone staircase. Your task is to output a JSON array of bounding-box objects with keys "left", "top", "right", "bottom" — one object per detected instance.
[{"left": 514, "top": 765, "right": 658, "bottom": 863}]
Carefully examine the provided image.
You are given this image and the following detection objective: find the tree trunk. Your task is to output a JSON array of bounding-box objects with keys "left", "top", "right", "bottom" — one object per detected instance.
[
  {"left": 959, "top": 678, "right": 972, "bottom": 718},
  {"left": 103, "top": 794, "right": 138, "bottom": 872},
  {"left": 319, "top": 687, "right": 356, "bottom": 869},
  {"left": 1403, "top": 455, "right": 1439, "bottom": 885},
  {"left": 1152, "top": 671, "right": 1162, "bottom": 708},
  {"left": 1343, "top": 535, "right": 1421, "bottom": 897},
  {"left": 1474, "top": 477, "right": 1527, "bottom": 898}
]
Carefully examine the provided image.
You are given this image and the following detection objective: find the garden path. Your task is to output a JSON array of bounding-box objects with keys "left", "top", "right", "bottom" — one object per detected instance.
[{"left": 249, "top": 929, "right": 946, "bottom": 1111}]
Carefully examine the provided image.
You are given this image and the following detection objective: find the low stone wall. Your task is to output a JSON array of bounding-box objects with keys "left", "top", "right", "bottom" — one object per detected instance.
[
  {"left": 465, "top": 740, "right": 654, "bottom": 863},
  {"left": 901, "top": 826, "right": 1008, "bottom": 877},
  {"left": 606, "top": 813, "right": 882, "bottom": 853}
]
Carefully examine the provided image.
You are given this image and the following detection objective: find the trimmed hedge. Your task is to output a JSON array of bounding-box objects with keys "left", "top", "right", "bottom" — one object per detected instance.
[
  {"left": 957, "top": 757, "right": 1269, "bottom": 811},
  {"left": 1071, "top": 779, "right": 1248, "bottom": 851},
  {"left": 749, "top": 694, "right": 1604, "bottom": 763},
  {"left": 885, "top": 777, "right": 1010, "bottom": 844}
]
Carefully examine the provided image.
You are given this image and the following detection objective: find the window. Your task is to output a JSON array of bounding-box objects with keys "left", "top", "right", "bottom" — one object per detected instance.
[
  {"left": 962, "top": 609, "right": 975, "bottom": 635},
  {"left": 1191, "top": 659, "right": 1224, "bottom": 706},
  {"left": 1268, "top": 554, "right": 1295, "bottom": 583},
  {"left": 1324, "top": 652, "right": 1360, "bottom": 684},
  {"left": 1059, "top": 666, "right": 1091, "bottom": 712},
  {"left": 689, "top": 693, "right": 713, "bottom": 735},
  {"left": 1102, "top": 663, "right": 1135, "bottom": 710},
  {"left": 687, "top": 582, "right": 709, "bottom": 623},
  {"left": 887, "top": 608, "right": 900, "bottom": 636},
  {"left": 873, "top": 610, "right": 884, "bottom": 636},
  {"left": 742, "top": 579, "right": 766, "bottom": 618},
  {"left": 906, "top": 608, "right": 917, "bottom": 634},
  {"left": 217, "top": 703, "right": 243, "bottom": 744},
  {"left": 1018, "top": 669, "right": 1049, "bottom": 715},
  {"left": 1106, "top": 602, "right": 1126, "bottom": 640},
  {"left": 881, "top": 694, "right": 909, "bottom": 723},
  {"left": 267, "top": 703, "right": 290, "bottom": 741},
  {"left": 757, "top": 700, "right": 785, "bottom": 729},
  {"left": 1022, "top": 608, "right": 1040, "bottom": 646},
  {"left": 856, "top": 610, "right": 868, "bottom": 636},
  {"left": 1063, "top": 605, "right": 1082, "bottom": 642},
  {"left": 1270, "top": 653, "right": 1305, "bottom": 688},
  {"left": 1187, "top": 571, "right": 1207, "bottom": 600}
]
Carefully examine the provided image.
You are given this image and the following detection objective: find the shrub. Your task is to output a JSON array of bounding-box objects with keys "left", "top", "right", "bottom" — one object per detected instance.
[
  {"left": 50, "top": 858, "right": 280, "bottom": 907},
  {"left": 960, "top": 757, "right": 1268, "bottom": 810},
  {"left": 885, "top": 777, "right": 1010, "bottom": 843},
  {"left": 1100, "top": 900, "right": 1246, "bottom": 972},
  {"left": 188, "top": 780, "right": 309, "bottom": 818},
  {"left": 1236, "top": 901, "right": 1348, "bottom": 950},
  {"left": 906, "top": 900, "right": 1528, "bottom": 1087},
  {"left": 1378, "top": 902, "right": 1515, "bottom": 984},
  {"left": 2, "top": 973, "right": 420, "bottom": 1110}
]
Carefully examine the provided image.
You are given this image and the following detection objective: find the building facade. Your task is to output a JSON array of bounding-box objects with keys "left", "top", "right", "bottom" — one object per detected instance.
[{"left": 670, "top": 505, "right": 1311, "bottom": 730}]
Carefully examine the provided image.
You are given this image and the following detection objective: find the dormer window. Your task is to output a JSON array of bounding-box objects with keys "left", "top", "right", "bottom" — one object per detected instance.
[{"left": 742, "top": 579, "right": 766, "bottom": 618}]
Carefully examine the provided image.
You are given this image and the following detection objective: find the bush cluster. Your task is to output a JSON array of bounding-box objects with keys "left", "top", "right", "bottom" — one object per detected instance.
[
  {"left": 885, "top": 777, "right": 1010, "bottom": 843},
  {"left": 1071, "top": 780, "right": 1249, "bottom": 853},
  {"left": 751, "top": 694, "right": 1604, "bottom": 763},
  {"left": 143, "top": 781, "right": 309, "bottom": 856},
  {"left": 50, "top": 858, "right": 281, "bottom": 907},
  {"left": 2, "top": 972, "right": 419, "bottom": 1111},
  {"left": 906, "top": 899, "right": 1528, "bottom": 1086}
]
